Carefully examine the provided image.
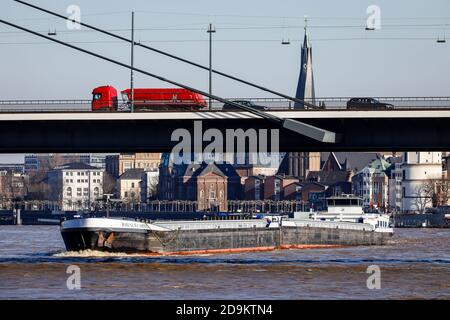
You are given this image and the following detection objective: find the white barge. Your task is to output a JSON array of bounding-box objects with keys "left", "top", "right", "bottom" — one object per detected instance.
[{"left": 60, "top": 195, "right": 393, "bottom": 254}]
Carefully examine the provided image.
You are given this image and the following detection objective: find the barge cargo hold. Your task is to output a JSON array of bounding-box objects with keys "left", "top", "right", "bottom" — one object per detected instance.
[{"left": 60, "top": 195, "right": 394, "bottom": 254}]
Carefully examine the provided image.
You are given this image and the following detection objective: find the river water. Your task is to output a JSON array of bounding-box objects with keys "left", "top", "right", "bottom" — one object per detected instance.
[{"left": 0, "top": 226, "right": 448, "bottom": 299}]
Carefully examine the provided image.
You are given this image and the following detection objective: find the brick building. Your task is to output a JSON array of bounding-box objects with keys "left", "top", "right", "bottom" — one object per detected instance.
[{"left": 158, "top": 160, "right": 241, "bottom": 211}]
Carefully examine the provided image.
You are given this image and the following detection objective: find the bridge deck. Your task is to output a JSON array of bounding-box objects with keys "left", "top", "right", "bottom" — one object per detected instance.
[
  {"left": 1, "top": 109, "right": 450, "bottom": 121},
  {"left": 1, "top": 109, "right": 450, "bottom": 152}
]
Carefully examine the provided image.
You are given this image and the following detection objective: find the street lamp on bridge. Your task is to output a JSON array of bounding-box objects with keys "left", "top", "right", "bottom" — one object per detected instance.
[{"left": 207, "top": 23, "right": 216, "bottom": 110}]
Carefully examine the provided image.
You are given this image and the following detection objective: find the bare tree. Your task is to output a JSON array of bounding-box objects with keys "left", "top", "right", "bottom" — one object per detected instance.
[
  {"left": 412, "top": 183, "right": 434, "bottom": 214},
  {"left": 27, "top": 170, "right": 50, "bottom": 200},
  {"left": 1, "top": 172, "right": 28, "bottom": 201},
  {"left": 431, "top": 177, "right": 450, "bottom": 206},
  {"left": 412, "top": 177, "right": 450, "bottom": 213},
  {"left": 147, "top": 176, "right": 159, "bottom": 200}
]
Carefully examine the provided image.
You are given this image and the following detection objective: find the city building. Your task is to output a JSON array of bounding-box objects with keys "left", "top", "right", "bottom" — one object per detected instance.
[
  {"left": 0, "top": 163, "right": 25, "bottom": 174},
  {"left": 244, "top": 175, "right": 266, "bottom": 201},
  {"left": 143, "top": 169, "right": 159, "bottom": 201},
  {"left": 291, "top": 182, "right": 328, "bottom": 202},
  {"left": 320, "top": 152, "right": 381, "bottom": 174},
  {"left": 400, "top": 152, "right": 443, "bottom": 213},
  {"left": 242, "top": 153, "right": 284, "bottom": 177},
  {"left": 263, "top": 175, "right": 299, "bottom": 201},
  {"left": 158, "top": 159, "right": 241, "bottom": 211},
  {"left": 25, "top": 154, "right": 106, "bottom": 172},
  {"left": 277, "top": 152, "right": 321, "bottom": 182},
  {"left": 158, "top": 153, "right": 176, "bottom": 201},
  {"left": 88, "top": 154, "right": 108, "bottom": 169},
  {"left": 307, "top": 152, "right": 352, "bottom": 184},
  {"left": 106, "top": 153, "right": 161, "bottom": 178},
  {"left": 0, "top": 170, "right": 28, "bottom": 201},
  {"left": 389, "top": 162, "right": 404, "bottom": 211},
  {"left": 117, "top": 169, "right": 146, "bottom": 203},
  {"left": 352, "top": 156, "right": 392, "bottom": 209},
  {"left": 47, "top": 162, "right": 104, "bottom": 210},
  {"left": 283, "top": 182, "right": 305, "bottom": 201},
  {"left": 196, "top": 163, "right": 236, "bottom": 212}
]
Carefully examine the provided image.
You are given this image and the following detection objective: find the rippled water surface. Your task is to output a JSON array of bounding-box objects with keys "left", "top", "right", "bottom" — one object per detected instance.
[{"left": 0, "top": 226, "right": 448, "bottom": 299}]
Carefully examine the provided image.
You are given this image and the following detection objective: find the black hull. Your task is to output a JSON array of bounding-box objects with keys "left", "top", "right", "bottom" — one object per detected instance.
[
  {"left": 61, "top": 228, "right": 150, "bottom": 253},
  {"left": 61, "top": 226, "right": 393, "bottom": 254}
]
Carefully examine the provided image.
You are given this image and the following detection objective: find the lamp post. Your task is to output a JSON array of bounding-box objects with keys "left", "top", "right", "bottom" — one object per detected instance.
[
  {"left": 130, "top": 12, "right": 135, "bottom": 112},
  {"left": 207, "top": 23, "right": 216, "bottom": 110},
  {"left": 104, "top": 194, "right": 114, "bottom": 218}
]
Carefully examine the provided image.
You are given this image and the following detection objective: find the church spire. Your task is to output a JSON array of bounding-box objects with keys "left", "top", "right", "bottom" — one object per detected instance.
[{"left": 294, "top": 16, "right": 315, "bottom": 109}]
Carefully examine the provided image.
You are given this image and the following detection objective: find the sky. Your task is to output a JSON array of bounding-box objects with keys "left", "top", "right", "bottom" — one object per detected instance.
[{"left": 1, "top": 0, "right": 450, "bottom": 163}]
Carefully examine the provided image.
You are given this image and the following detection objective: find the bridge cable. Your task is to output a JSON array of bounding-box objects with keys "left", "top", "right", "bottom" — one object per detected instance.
[{"left": 13, "top": 0, "right": 319, "bottom": 110}]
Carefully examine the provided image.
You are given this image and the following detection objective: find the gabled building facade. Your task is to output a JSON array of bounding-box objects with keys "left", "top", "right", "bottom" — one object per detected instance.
[
  {"left": 352, "top": 156, "right": 391, "bottom": 209},
  {"left": 158, "top": 159, "right": 242, "bottom": 211},
  {"left": 117, "top": 168, "right": 146, "bottom": 203}
]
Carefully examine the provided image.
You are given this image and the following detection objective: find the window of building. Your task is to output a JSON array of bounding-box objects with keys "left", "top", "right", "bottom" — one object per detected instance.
[
  {"left": 83, "top": 188, "right": 88, "bottom": 196},
  {"left": 94, "top": 187, "right": 99, "bottom": 197},
  {"left": 66, "top": 187, "right": 72, "bottom": 197},
  {"left": 124, "top": 162, "right": 132, "bottom": 170},
  {"left": 131, "top": 182, "right": 135, "bottom": 188},
  {"left": 77, "top": 188, "right": 82, "bottom": 196}
]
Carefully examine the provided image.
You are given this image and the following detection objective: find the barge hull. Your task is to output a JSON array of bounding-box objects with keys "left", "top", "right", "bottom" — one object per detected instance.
[{"left": 61, "top": 226, "right": 392, "bottom": 254}]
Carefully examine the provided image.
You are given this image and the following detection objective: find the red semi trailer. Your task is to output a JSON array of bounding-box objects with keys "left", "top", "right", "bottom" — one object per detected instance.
[{"left": 92, "top": 86, "right": 207, "bottom": 111}]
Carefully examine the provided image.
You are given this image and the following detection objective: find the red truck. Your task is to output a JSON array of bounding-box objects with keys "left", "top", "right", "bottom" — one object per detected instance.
[{"left": 92, "top": 85, "right": 207, "bottom": 111}]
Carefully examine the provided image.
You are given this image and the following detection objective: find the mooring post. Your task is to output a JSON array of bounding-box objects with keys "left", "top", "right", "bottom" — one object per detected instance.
[{"left": 16, "top": 208, "right": 22, "bottom": 225}]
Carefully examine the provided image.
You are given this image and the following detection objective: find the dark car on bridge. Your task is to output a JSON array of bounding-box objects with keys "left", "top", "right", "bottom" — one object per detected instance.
[
  {"left": 346, "top": 98, "right": 394, "bottom": 110},
  {"left": 222, "top": 100, "right": 269, "bottom": 111}
]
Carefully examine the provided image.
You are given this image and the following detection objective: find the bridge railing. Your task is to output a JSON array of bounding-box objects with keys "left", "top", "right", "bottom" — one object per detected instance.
[
  {"left": 1, "top": 97, "right": 450, "bottom": 112},
  {"left": 0, "top": 100, "right": 92, "bottom": 112}
]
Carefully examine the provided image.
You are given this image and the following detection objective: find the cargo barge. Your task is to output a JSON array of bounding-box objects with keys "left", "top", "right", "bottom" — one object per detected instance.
[{"left": 60, "top": 195, "right": 394, "bottom": 254}]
